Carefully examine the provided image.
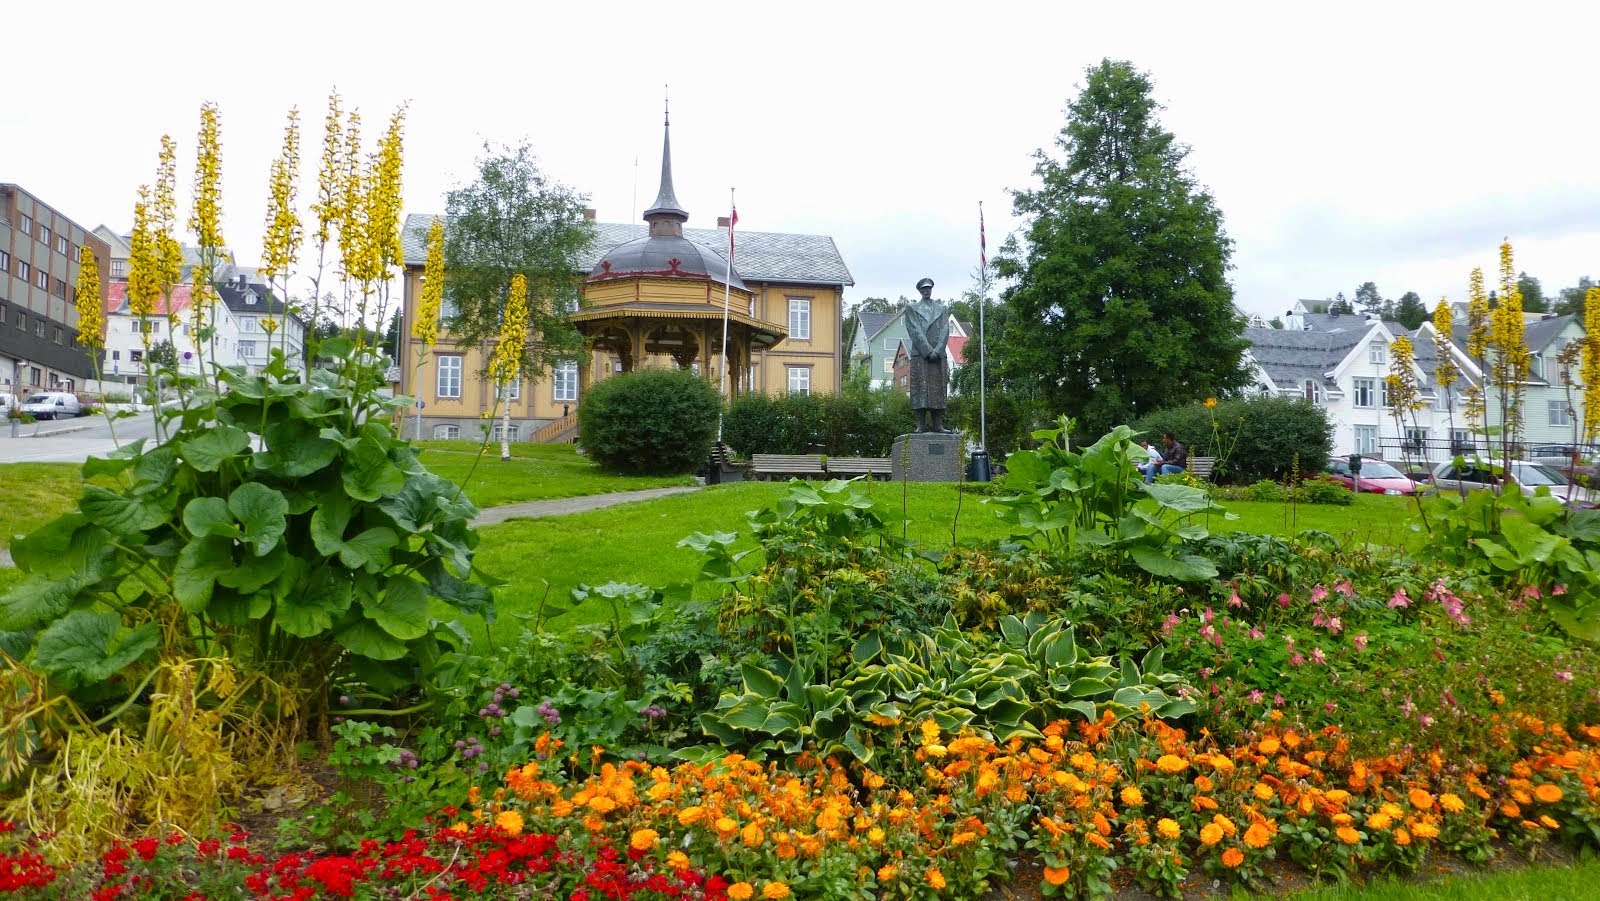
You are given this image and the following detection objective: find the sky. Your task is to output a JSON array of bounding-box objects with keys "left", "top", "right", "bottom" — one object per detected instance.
[{"left": 4, "top": 1, "right": 1597, "bottom": 321}]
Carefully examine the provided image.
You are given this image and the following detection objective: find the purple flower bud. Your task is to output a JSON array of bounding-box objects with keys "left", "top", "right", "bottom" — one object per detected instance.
[
  {"left": 454, "top": 740, "right": 466, "bottom": 750},
  {"left": 477, "top": 707, "right": 489, "bottom": 717},
  {"left": 489, "top": 726, "right": 502, "bottom": 737},
  {"left": 339, "top": 695, "right": 351, "bottom": 706},
  {"left": 506, "top": 688, "right": 520, "bottom": 699},
  {"left": 478, "top": 761, "right": 488, "bottom": 773},
  {"left": 499, "top": 683, "right": 512, "bottom": 692}
]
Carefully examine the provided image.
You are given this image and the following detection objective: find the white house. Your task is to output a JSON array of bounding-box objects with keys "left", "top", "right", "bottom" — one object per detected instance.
[
  {"left": 218, "top": 274, "right": 305, "bottom": 372},
  {"left": 101, "top": 282, "right": 242, "bottom": 384}
]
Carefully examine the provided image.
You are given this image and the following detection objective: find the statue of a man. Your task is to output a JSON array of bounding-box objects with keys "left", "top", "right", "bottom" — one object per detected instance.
[{"left": 903, "top": 277, "right": 953, "bottom": 433}]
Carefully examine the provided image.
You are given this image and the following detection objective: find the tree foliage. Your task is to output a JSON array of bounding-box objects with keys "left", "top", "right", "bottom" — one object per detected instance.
[
  {"left": 1555, "top": 276, "right": 1596, "bottom": 317},
  {"left": 443, "top": 141, "right": 594, "bottom": 380},
  {"left": 1130, "top": 395, "right": 1333, "bottom": 483},
  {"left": 579, "top": 368, "right": 721, "bottom": 475},
  {"left": 1517, "top": 271, "right": 1547, "bottom": 313},
  {"left": 1354, "top": 281, "right": 1384, "bottom": 317},
  {"left": 1393, "top": 291, "right": 1429, "bottom": 330},
  {"left": 991, "top": 59, "right": 1250, "bottom": 435}
]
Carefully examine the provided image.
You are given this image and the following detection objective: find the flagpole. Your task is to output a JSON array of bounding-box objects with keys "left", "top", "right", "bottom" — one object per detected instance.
[
  {"left": 718, "top": 188, "right": 734, "bottom": 441},
  {"left": 978, "top": 201, "right": 989, "bottom": 454}
]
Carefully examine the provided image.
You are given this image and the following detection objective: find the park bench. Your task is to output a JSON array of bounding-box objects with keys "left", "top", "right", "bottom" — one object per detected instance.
[
  {"left": 1188, "top": 457, "right": 1216, "bottom": 482},
  {"left": 750, "top": 454, "right": 828, "bottom": 480},
  {"left": 826, "top": 457, "right": 893, "bottom": 480}
]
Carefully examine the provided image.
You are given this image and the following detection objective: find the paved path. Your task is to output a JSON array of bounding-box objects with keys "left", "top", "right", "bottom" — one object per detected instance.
[
  {"left": 472, "top": 485, "right": 701, "bottom": 526},
  {"left": 0, "top": 485, "right": 705, "bottom": 569}
]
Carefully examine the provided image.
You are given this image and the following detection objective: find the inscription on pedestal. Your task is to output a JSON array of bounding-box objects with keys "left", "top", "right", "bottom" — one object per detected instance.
[{"left": 890, "top": 432, "right": 963, "bottom": 482}]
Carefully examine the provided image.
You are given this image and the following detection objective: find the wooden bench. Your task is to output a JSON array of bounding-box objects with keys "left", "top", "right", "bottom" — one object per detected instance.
[
  {"left": 750, "top": 454, "right": 827, "bottom": 480},
  {"left": 1189, "top": 457, "right": 1216, "bottom": 482},
  {"left": 826, "top": 457, "right": 892, "bottom": 480}
]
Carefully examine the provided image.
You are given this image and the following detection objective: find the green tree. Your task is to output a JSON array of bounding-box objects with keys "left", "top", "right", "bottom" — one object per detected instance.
[
  {"left": 1393, "top": 291, "right": 1429, "bottom": 330},
  {"left": 443, "top": 141, "right": 594, "bottom": 381},
  {"left": 853, "top": 297, "right": 894, "bottom": 314},
  {"left": 1517, "top": 271, "right": 1547, "bottom": 313},
  {"left": 1328, "top": 293, "right": 1355, "bottom": 316},
  {"left": 1556, "top": 276, "right": 1597, "bottom": 317},
  {"left": 991, "top": 59, "right": 1249, "bottom": 434},
  {"left": 1354, "top": 281, "right": 1384, "bottom": 317}
]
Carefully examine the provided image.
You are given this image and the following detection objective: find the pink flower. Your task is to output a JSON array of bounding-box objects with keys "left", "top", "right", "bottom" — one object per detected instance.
[
  {"left": 1248, "top": 626, "right": 1264, "bottom": 640},
  {"left": 1335, "top": 580, "right": 1355, "bottom": 597},
  {"left": 1388, "top": 588, "right": 1411, "bottom": 609},
  {"left": 1420, "top": 714, "right": 1435, "bottom": 728},
  {"left": 1326, "top": 616, "right": 1343, "bottom": 635},
  {"left": 1353, "top": 633, "right": 1369, "bottom": 651},
  {"left": 1557, "top": 670, "right": 1575, "bottom": 683},
  {"left": 1228, "top": 590, "right": 1245, "bottom": 609},
  {"left": 1310, "top": 585, "right": 1329, "bottom": 604},
  {"left": 1162, "top": 613, "right": 1180, "bottom": 635},
  {"left": 1273, "top": 693, "right": 1286, "bottom": 707},
  {"left": 1323, "top": 701, "right": 1338, "bottom": 714},
  {"left": 1311, "top": 647, "right": 1327, "bottom": 664},
  {"left": 1289, "top": 652, "right": 1305, "bottom": 667},
  {"left": 1277, "top": 593, "right": 1292, "bottom": 608},
  {"left": 1203, "top": 607, "right": 1215, "bottom": 624},
  {"left": 1400, "top": 697, "right": 1416, "bottom": 716},
  {"left": 1522, "top": 585, "right": 1543, "bottom": 600},
  {"left": 1247, "top": 689, "right": 1265, "bottom": 703},
  {"left": 1554, "top": 584, "right": 1568, "bottom": 596}
]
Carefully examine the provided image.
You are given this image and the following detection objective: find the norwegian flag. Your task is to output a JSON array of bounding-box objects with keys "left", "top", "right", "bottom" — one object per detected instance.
[
  {"left": 979, "top": 201, "right": 987, "bottom": 271},
  {"left": 729, "top": 202, "right": 738, "bottom": 262}
]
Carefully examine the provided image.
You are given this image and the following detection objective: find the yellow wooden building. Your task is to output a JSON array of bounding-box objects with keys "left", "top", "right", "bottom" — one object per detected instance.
[{"left": 397, "top": 117, "right": 853, "bottom": 442}]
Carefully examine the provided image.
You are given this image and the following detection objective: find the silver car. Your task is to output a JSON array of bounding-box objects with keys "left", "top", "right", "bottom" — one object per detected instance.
[{"left": 1430, "top": 460, "right": 1585, "bottom": 504}]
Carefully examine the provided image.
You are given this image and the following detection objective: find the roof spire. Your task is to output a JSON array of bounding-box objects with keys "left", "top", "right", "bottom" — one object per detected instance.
[{"left": 644, "top": 86, "right": 687, "bottom": 235}]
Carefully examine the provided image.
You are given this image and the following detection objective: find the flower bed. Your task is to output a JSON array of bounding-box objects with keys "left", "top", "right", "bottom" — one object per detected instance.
[{"left": 9, "top": 712, "right": 1596, "bottom": 899}]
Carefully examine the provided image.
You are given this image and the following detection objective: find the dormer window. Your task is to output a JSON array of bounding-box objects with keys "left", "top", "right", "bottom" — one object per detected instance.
[
  {"left": 1303, "top": 380, "right": 1323, "bottom": 404},
  {"left": 245, "top": 291, "right": 257, "bottom": 305},
  {"left": 1369, "top": 342, "right": 1387, "bottom": 365}
]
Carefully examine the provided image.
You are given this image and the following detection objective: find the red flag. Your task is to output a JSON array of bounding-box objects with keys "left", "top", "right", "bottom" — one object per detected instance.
[{"left": 729, "top": 204, "right": 738, "bottom": 262}]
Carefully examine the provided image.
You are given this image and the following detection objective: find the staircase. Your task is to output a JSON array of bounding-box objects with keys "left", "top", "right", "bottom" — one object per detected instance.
[{"left": 530, "top": 413, "right": 578, "bottom": 444}]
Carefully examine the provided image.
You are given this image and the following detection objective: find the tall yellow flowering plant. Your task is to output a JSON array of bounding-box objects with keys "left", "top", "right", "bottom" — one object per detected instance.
[
  {"left": 407, "top": 221, "right": 447, "bottom": 440},
  {"left": 187, "top": 102, "right": 225, "bottom": 377},
  {"left": 1487, "top": 241, "right": 1529, "bottom": 481},
  {"left": 261, "top": 108, "right": 303, "bottom": 362},
  {"left": 1583, "top": 288, "right": 1600, "bottom": 444},
  {"left": 73, "top": 245, "right": 103, "bottom": 352},
  {"left": 490, "top": 274, "right": 530, "bottom": 461},
  {"left": 1386, "top": 336, "right": 1431, "bottom": 529}
]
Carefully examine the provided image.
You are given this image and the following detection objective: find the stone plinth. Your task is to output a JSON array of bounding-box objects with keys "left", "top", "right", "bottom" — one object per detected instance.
[{"left": 890, "top": 432, "right": 963, "bottom": 483}]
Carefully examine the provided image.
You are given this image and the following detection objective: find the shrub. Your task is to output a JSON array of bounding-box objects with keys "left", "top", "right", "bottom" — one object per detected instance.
[
  {"left": 1245, "top": 479, "right": 1286, "bottom": 501},
  {"left": 721, "top": 387, "right": 912, "bottom": 457},
  {"left": 1131, "top": 395, "right": 1332, "bottom": 483},
  {"left": 579, "top": 367, "right": 721, "bottom": 475},
  {"left": 1294, "top": 475, "right": 1354, "bottom": 505}
]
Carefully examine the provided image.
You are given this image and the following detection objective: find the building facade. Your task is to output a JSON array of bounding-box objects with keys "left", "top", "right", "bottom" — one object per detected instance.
[
  {"left": 1, "top": 184, "right": 109, "bottom": 392},
  {"left": 396, "top": 117, "right": 853, "bottom": 442}
]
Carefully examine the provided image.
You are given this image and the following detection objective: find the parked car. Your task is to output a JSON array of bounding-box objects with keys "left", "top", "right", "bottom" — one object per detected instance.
[
  {"left": 0, "top": 393, "right": 16, "bottom": 418},
  {"left": 1525, "top": 444, "right": 1600, "bottom": 468},
  {"left": 19, "top": 392, "right": 82, "bottom": 420},
  {"left": 1430, "top": 459, "right": 1587, "bottom": 504},
  {"left": 1324, "top": 457, "right": 1417, "bottom": 495}
]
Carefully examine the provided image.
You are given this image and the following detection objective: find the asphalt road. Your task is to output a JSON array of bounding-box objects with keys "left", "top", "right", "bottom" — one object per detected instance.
[{"left": 0, "top": 411, "right": 161, "bottom": 463}]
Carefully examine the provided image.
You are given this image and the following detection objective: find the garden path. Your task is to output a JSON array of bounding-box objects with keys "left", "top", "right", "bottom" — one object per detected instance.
[{"left": 0, "top": 485, "right": 704, "bottom": 569}]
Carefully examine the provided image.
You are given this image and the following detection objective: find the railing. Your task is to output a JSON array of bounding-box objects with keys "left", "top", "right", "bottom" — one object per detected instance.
[
  {"left": 1375, "top": 437, "right": 1528, "bottom": 466},
  {"left": 529, "top": 413, "right": 578, "bottom": 444}
]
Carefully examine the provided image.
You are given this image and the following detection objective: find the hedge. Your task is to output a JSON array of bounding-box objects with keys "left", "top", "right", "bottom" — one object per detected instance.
[
  {"left": 578, "top": 367, "right": 722, "bottom": 475},
  {"left": 1129, "top": 395, "right": 1332, "bottom": 484}
]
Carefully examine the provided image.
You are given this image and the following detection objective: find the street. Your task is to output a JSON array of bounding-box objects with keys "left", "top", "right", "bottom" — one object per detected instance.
[{"left": 0, "top": 410, "right": 162, "bottom": 464}]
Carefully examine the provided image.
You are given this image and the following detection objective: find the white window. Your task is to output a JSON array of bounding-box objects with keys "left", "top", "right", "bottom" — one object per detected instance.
[
  {"left": 1404, "top": 427, "right": 1429, "bottom": 453},
  {"left": 787, "top": 366, "right": 811, "bottom": 395},
  {"left": 432, "top": 424, "right": 460, "bottom": 439},
  {"left": 1550, "top": 399, "right": 1572, "bottom": 427},
  {"left": 56, "top": 236, "right": 68, "bottom": 255},
  {"left": 1380, "top": 380, "right": 1391, "bottom": 408},
  {"left": 36, "top": 270, "right": 48, "bottom": 290},
  {"left": 882, "top": 357, "right": 894, "bottom": 374},
  {"left": 553, "top": 361, "right": 578, "bottom": 402},
  {"left": 240, "top": 317, "right": 259, "bottom": 332},
  {"left": 1354, "top": 425, "right": 1377, "bottom": 455},
  {"left": 0, "top": 251, "right": 8, "bottom": 271},
  {"left": 439, "top": 296, "right": 459, "bottom": 326},
  {"left": 1303, "top": 380, "right": 1322, "bottom": 404},
  {"left": 747, "top": 296, "right": 756, "bottom": 317},
  {"left": 238, "top": 340, "right": 256, "bottom": 358},
  {"left": 498, "top": 377, "right": 520, "bottom": 400},
  {"left": 747, "top": 364, "right": 758, "bottom": 391},
  {"left": 788, "top": 297, "right": 811, "bottom": 340},
  {"left": 1369, "top": 342, "right": 1387, "bottom": 365},
  {"left": 20, "top": 215, "right": 32, "bottom": 235},
  {"left": 1352, "top": 378, "right": 1376, "bottom": 408},
  {"left": 38, "top": 225, "right": 50, "bottom": 246},
  {"left": 111, "top": 260, "right": 127, "bottom": 278},
  {"left": 492, "top": 424, "right": 519, "bottom": 442},
  {"left": 437, "top": 355, "right": 462, "bottom": 398},
  {"left": 1432, "top": 391, "right": 1450, "bottom": 412},
  {"left": 1452, "top": 429, "right": 1472, "bottom": 453},
  {"left": 1530, "top": 353, "right": 1544, "bottom": 380},
  {"left": 18, "top": 261, "right": 30, "bottom": 281}
]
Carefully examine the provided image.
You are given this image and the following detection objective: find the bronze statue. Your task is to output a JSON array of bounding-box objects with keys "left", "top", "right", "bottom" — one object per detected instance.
[{"left": 903, "top": 277, "right": 952, "bottom": 433}]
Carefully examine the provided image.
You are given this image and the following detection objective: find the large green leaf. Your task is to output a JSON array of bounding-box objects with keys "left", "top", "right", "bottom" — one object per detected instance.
[
  {"left": 339, "top": 527, "right": 399, "bottom": 571},
  {"left": 310, "top": 493, "right": 353, "bottom": 555},
  {"left": 174, "top": 536, "right": 235, "bottom": 612},
  {"left": 1129, "top": 546, "right": 1219, "bottom": 581},
  {"left": 130, "top": 447, "right": 179, "bottom": 494},
  {"left": 182, "top": 497, "right": 238, "bottom": 539},
  {"left": 741, "top": 663, "right": 785, "bottom": 698},
  {"left": 0, "top": 575, "right": 88, "bottom": 631},
  {"left": 34, "top": 611, "right": 158, "bottom": 690},
  {"left": 335, "top": 617, "right": 409, "bottom": 660},
  {"left": 342, "top": 436, "right": 406, "bottom": 502},
  {"left": 363, "top": 576, "right": 430, "bottom": 640},
  {"left": 218, "top": 545, "right": 287, "bottom": 593},
  {"left": 9, "top": 514, "right": 111, "bottom": 579},
  {"left": 263, "top": 418, "right": 340, "bottom": 478},
  {"left": 275, "top": 566, "right": 352, "bottom": 637},
  {"left": 229, "top": 483, "right": 288, "bottom": 556},
  {"left": 80, "top": 486, "right": 167, "bottom": 536},
  {"left": 179, "top": 426, "right": 251, "bottom": 472}
]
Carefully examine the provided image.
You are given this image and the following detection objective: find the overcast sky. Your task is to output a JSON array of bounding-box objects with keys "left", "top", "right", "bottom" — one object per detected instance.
[{"left": 5, "top": 1, "right": 1596, "bottom": 320}]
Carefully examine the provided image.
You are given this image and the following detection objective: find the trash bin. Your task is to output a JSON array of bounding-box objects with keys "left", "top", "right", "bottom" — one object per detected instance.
[{"left": 969, "top": 449, "right": 991, "bottom": 483}]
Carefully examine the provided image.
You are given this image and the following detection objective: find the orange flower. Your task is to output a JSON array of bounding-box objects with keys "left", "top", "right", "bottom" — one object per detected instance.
[
  {"left": 728, "top": 883, "right": 755, "bottom": 901},
  {"left": 762, "top": 882, "right": 791, "bottom": 900},
  {"left": 630, "top": 828, "right": 659, "bottom": 851},
  {"left": 741, "top": 823, "right": 765, "bottom": 848},
  {"left": 494, "top": 810, "right": 523, "bottom": 836},
  {"left": 1222, "top": 847, "right": 1244, "bottom": 868},
  {"left": 1252, "top": 783, "right": 1275, "bottom": 801},
  {"left": 1194, "top": 775, "right": 1215, "bottom": 793},
  {"left": 1157, "top": 818, "right": 1181, "bottom": 840},
  {"left": 1205, "top": 397, "right": 1218, "bottom": 409},
  {"left": 1535, "top": 783, "right": 1564, "bottom": 804},
  {"left": 666, "top": 850, "right": 690, "bottom": 870},
  {"left": 1121, "top": 785, "right": 1144, "bottom": 806},
  {"left": 1336, "top": 826, "right": 1361, "bottom": 844},
  {"left": 1043, "top": 865, "right": 1071, "bottom": 886},
  {"left": 1155, "top": 754, "right": 1188, "bottom": 774},
  {"left": 1244, "top": 823, "right": 1271, "bottom": 849},
  {"left": 925, "top": 866, "right": 947, "bottom": 890},
  {"left": 877, "top": 863, "right": 897, "bottom": 881},
  {"left": 1200, "top": 823, "right": 1224, "bottom": 846},
  {"left": 1408, "top": 788, "right": 1433, "bottom": 810},
  {"left": 1367, "top": 813, "right": 1394, "bottom": 831},
  {"left": 1540, "top": 815, "right": 1560, "bottom": 829},
  {"left": 678, "top": 805, "right": 705, "bottom": 826},
  {"left": 1257, "top": 737, "right": 1281, "bottom": 755},
  {"left": 1439, "top": 793, "right": 1466, "bottom": 814}
]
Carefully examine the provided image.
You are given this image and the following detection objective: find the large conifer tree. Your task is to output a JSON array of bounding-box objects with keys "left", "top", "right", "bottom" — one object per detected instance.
[{"left": 993, "top": 59, "right": 1250, "bottom": 434}]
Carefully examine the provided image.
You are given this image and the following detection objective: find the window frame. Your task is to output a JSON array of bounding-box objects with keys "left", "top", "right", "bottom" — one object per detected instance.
[
  {"left": 492, "top": 423, "right": 519, "bottom": 442},
  {"left": 552, "top": 361, "right": 578, "bottom": 402},
  {"left": 1550, "top": 399, "right": 1572, "bottom": 427},
  {"left": 1369, "top": 342, "right": 1387, "bottom": 365},
  {"left": 1352, "top": 377, "right": 1375, "bottom": 408},
  {"left": 432, "top": 424, "right": 461, "bottom": 439},
  {"left": 436, "top": 355, "right": 463, "bottom": 398},
  {"left": 787, "top": 366, "right": 811, "bottom": 396},
  {"left": 1354, "top": 425, "right": 1377, "bottom": 455},
  {"left": 20, "top": 215, "right": 32, "bottom": 236},
  {"left": 788, "top": 297, "right": 812, "bottom": 341},
  {"left": 38, "top": 225, "right": 50, "bottom": 247},
  {"left": 1303, "top": 380, "right": 1322, "bottom": 404}
]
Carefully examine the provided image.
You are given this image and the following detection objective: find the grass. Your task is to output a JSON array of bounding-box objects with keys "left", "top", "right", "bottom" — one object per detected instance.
[
  {"left": 0, "top": 463, "right": 86, "bottom": 550},
  {"left": 412, "top": 441, "right": 695, "bottom": 509},
  {"left": 1249, "top": 854, "right": 1600, "bottom": 899},
  {"left": 471, "top": 482, "right": 1421, "bottom": 633}
]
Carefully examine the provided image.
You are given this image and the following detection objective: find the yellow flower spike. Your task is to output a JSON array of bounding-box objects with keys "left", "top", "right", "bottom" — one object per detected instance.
[
  {"left": 154, "top": 136, "right": 184, "bottom": 294},
  {"left": 414, "top": 220, "right": 446, "bottom": 347},
  {"left": 488, "top": 273, "right": 531, "bottom": 388},
  {"left": 261, "top": 107, "right": 303, "bottom": 285},
  {"left": 74, "top": 245, "right": 103, "bottom": 350},
  {"left": 1466, "top": 267, "right": 1491, "bottom": 361},
  {"left": 127, "top": 188, "right": 160, "bottom": 318},
  {"left": 1584, "top": 287, "right": 1600, "bottom": 441},
  {"left": 189, "top": 102, "right": 225, "bottom": 251},
  {"left": 312, "top": 90, "right": 344, "bottom": 245}
]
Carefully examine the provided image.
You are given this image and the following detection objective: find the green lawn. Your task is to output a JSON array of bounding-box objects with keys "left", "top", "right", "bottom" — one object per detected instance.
[
  {"left": 471, "top": 482, "right": 1421, "bottom": 632},
  {"left": 0, "top": 463, "right": 85, "bottom": 550},
  {"left": 412, "top": 441, "right": 695, "bottom": 508},
  {"left": 1254, "top": 855, "right": 1600, "bottom": 899}
]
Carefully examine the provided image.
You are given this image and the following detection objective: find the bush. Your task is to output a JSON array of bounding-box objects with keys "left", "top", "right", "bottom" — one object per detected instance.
[
  {"left": 721, "top": 387, "right": 912, "bottom": 457},
  {"left": 1130, "top": 395, "right": 1332, "bottom": 483},
  {"left": 579, "top": 367, "right": 721, "bottom": 475},
  {"left": 1294, "top": 476, "right": 1354, "bottom": 505},
  {"left": 1245, "top": 479, "right": 1286, "bottom": 501}
]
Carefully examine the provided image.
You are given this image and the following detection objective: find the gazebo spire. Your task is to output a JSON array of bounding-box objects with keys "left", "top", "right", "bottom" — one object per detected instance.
[{"left": 643, "top": 91, "right": 688, "bottom": 235}]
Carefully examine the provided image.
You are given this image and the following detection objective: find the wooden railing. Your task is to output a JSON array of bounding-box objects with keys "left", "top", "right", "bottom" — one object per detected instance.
[{"left": 530, "top": 413, "right": 578, "bottom": 444}]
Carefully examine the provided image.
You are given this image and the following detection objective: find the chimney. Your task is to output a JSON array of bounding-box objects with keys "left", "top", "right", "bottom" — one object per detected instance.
[
  {"left": 717, "top": 216, "right": 730, "bottom": 228},
  {"left": 583, "top": 208, "right": 596, "bottom": 221}
]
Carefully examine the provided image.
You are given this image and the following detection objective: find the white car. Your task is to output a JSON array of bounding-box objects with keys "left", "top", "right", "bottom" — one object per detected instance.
[
  {"left": 0, "top": 393, "right": 16, "bottom": 417},
  {"left": 1430, "top": 459, "right": 1584, "bottom": 504},
  {"left": 19, "top": 392, "right": 82, "bottom": 420}
]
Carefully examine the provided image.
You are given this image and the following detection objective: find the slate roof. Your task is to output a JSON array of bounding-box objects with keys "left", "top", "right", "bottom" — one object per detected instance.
[
  {"left": 854, "top": 310, "right": 894, "bottom": 342},
  {"left": 1243, "top": 326, "right": 1368, "bottom": 390},
  {"left": 1446, "top": 313, "right": 1576, "bottom": 387},
  {"left": 217, "top": 278, "right": 302, "bottom": 323},
  {"left": 402, "top": 214, "right": 853, "bottom": 287}
]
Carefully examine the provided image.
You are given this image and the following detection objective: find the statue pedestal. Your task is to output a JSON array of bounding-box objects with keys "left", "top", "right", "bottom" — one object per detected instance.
[{"left": 890, "top": 432, "right": 962, "bottom": 483}]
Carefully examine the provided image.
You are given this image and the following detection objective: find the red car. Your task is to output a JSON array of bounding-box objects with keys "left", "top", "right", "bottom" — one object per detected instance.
[{"left": 1324, "top": 457, "right": 1417, "bottom": 495}]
